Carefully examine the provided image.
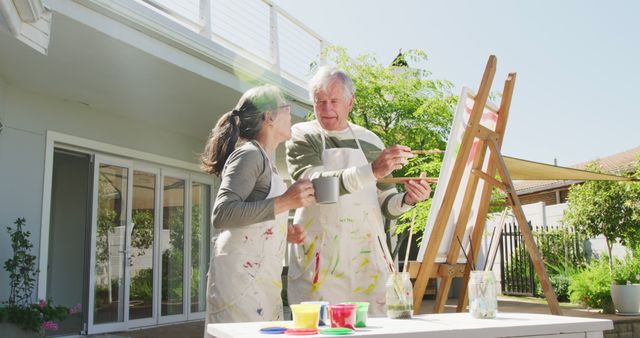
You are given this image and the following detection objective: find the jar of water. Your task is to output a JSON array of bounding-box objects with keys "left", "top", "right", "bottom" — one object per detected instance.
[
  {"left": 468, "top": 270, "right": 497, "bottom": 319},
  {"left": 385, "top": 272, "right": 413, "bottom": 319}
]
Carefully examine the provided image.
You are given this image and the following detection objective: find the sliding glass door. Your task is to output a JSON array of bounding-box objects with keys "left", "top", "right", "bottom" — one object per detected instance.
[
  {"left": 87, "top": 155, "right": 212, "bottom": 334},
  {"left": 89, "top": 157, "right": 132, "bottom": 333}
]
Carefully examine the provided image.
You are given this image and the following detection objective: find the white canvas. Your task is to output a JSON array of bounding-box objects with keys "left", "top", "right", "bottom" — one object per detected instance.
[{"left": 417, "top": 87, "right": 499, "bottom": 265}]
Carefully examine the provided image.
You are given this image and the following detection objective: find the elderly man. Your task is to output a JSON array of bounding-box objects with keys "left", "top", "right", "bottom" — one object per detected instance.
[{"left": 285, "top": 65, "right": 431, "bottom": 315}]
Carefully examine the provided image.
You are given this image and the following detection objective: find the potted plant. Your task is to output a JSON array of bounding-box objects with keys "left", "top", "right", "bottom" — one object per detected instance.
[
  {"left": 610, "top": 249, "right": 640, "bottom": 314},
  {"left": 0, "top": 218, "right": 80, "bottom": 337}
]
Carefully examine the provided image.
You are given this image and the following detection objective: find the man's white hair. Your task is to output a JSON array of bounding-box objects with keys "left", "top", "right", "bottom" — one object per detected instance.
[{"left": 308, "top": 65, "right": 355, "bottom": 102}]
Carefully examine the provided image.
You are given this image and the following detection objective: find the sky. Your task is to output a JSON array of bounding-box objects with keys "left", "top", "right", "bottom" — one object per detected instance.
[{"left": 272, "top": 0, "right": 639, "bottom": 166}]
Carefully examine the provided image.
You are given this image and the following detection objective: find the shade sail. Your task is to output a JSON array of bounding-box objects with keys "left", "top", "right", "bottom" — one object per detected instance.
[{"left": 504, "top": 156, "right": 636, "bottom": 181}]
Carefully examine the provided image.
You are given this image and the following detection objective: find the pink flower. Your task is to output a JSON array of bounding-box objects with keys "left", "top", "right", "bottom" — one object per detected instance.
[
  {"left": 69, "top": 303, "right": 82, "bottom": 315},
  {"left": 38, "top": 299, "right": 47, "bottom": 310},
  {"left": 42, "top": 321, "right": 59, "bottom": 331}
]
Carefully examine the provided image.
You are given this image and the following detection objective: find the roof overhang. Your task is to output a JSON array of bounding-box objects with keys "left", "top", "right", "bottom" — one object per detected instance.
[
  {"left": 0, "top": 0, "right": 311, "bottom": 142},
  {"left": 13, "top": 0, "right": 45, "bottom": 22},
  {"left": 0, "top": 0, "right": 51, "bottom": 54}
]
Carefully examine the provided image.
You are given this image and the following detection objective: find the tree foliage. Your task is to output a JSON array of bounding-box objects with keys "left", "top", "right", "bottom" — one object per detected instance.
[
  {"left": 563, "top": 159, "right": 640, "bottom": 272},
  {"left": 320, "top": 46, "right": 456, "bottom": 154}
]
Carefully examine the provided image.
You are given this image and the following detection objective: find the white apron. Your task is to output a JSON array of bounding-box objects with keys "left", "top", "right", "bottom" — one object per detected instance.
[
  {"left": 205, "top": 157, "right": 288, "bottom": 332},
  {"left": 287, "top": 125, "right": 390, "bottom": 316}
]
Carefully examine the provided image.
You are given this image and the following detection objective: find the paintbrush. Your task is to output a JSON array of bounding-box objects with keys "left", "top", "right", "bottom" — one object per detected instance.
[
  {"left": 483, "top": 230, "right": 496, "bottom": 271},
  {"left": 402, "top": 207, "right": 417, "bottom": 274},
  {"left": 468, "top": 235, "right": 476, "bottom": 270},
  {"left": 456, "top": 236, "right": 473, "bottom": 272},
  {"left": 411, "top": 150, "right": 444, "bottom": 155}
]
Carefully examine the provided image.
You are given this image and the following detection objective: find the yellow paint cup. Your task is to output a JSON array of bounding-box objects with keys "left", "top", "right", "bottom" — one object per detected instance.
[{"left": 290, "top": 304, "right": 321, "bottom": 329}]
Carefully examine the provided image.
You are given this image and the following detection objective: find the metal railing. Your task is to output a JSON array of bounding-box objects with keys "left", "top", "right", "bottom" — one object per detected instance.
[{"left": 139, "top": 0, "right": 328, "bottom": 88}]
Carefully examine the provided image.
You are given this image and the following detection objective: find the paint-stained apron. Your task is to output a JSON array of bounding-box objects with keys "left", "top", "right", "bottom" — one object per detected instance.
[
  {"left": 288, "top": 125, "right": 389, "bottom": 316},
  {"left": 205, "top": 169, "right": 288, "bottom": 333}
]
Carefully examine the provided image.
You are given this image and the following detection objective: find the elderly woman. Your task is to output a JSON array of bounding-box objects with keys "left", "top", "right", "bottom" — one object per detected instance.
[{"left": 201, "top": 85, "right": 315, "bottom": 332}]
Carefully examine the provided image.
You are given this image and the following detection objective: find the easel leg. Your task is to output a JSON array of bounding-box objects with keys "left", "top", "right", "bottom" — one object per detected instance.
[
  {"left": 435, "top": 276, "right": 453, "bottom": 312},
  {"left": 489, "top": 140, "right": 562, "bottom": 315}
]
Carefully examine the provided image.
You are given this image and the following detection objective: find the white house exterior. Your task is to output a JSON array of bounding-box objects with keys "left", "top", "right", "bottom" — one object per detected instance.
[{"left": 0, "top": 0, "right": 324, "bottom": 335}]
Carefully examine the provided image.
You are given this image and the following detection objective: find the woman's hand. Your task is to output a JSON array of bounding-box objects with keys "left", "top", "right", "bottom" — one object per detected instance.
[
  {"left": 287, "top": 224, "right": 306, "bottom": 244},
  {"left": 274, "top": 179, "right": 315, "bottom": 214}
]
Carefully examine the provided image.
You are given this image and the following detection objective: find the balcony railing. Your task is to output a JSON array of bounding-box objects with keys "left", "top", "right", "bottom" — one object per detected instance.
[{"left": 138, "top": 0, "right": 328, "bottom": 89}]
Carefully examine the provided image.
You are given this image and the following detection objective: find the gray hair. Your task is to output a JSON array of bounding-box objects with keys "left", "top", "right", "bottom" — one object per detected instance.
[{"left": 308, "top": 65, "right": 355, "bottom": 102}]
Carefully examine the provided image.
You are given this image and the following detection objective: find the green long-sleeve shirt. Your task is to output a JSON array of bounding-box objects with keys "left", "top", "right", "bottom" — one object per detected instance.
[{"left": 285, "top": 120, "right": 412, "bottom": 219}]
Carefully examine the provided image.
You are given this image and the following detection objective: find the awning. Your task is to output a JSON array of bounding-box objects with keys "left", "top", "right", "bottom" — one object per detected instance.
[{"left": 504, "top": 156, "right": 636, "bottom": 181}]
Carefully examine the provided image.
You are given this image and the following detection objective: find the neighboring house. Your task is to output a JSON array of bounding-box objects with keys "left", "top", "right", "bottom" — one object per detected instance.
[{"left": 0, "top": 0, "right": 325, "bottom": 335}]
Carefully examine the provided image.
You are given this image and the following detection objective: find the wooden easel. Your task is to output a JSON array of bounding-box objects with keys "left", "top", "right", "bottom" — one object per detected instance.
[{"left": 410, "top": 55, "right": 562, "bottom": 315}]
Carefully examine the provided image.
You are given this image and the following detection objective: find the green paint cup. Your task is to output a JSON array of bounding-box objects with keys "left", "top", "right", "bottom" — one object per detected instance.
[{"left": 346, "top": 301, "right": 369, "bottom": 328}]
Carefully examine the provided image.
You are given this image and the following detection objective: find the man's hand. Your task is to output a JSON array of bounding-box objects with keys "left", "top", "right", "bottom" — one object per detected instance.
[
  {"left": 403, "top": 179, "right": 432, "bottom": 206},
  {"left": 287, "top": 224, "right": 306, "bottom": 244},
  {"left": 371, "top": 145, "right": 413, "bottom": 179}
]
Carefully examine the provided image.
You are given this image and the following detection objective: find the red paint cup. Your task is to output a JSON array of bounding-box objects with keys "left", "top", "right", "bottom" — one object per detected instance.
[{"left": 328, "top": 303, "right": 357, "bottom": 330}]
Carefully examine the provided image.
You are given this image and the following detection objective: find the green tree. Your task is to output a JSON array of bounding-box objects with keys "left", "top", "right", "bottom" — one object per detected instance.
[
  {"left": 317, "top": 46, "right": 457, "bottom": 256},
  {"left": 563, "top": 160, "right": 640, "bottom": 272}
]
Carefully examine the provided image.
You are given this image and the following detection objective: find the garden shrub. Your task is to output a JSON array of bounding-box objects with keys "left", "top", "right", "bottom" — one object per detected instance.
[
  {"left": 569, "top": 258, "right": 614, "bottom": 313},
  {"left": 536, "top": 274, "right": 572, "bottom": 302}
]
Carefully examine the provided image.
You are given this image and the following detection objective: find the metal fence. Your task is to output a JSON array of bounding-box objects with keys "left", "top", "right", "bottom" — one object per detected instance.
[
  {"left": 500, "top": 221, "right": 536, "bottom": 296},
  {"left": 500, "top": 222, "right": 585, "bottom": 297}
]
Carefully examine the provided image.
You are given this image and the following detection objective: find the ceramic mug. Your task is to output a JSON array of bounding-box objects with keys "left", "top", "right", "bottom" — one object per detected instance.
[{"left": 312, "top": 176, "right": 339, "bottom": 204}]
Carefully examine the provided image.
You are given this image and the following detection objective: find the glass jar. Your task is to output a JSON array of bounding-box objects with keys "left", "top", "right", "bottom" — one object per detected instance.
[
  {"left": 468, "top": 270, "right": 497, "bottom": 319},
  {"left": 385, "top": 272, "right": 413, "bottom": 319}
]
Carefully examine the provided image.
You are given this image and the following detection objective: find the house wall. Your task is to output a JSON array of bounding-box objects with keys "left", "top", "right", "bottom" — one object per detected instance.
[
  {"left": 0, "top": 84, "right": 208, "bottom": 301},
  {"left": 518, "top": 187, "right": 571, "bottom": 206},
  {"left": 519, "top": 190, "right": 559, "bottom": 206}
]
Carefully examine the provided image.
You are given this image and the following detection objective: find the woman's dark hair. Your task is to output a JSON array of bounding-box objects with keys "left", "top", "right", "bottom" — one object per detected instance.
[{"left": 201, "top": 85, "right": 284, "bottom": 176}]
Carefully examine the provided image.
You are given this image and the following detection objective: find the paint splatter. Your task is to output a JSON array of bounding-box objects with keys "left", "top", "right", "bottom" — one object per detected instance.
[
  {"left": 243, "top": 261, "right": 260, "bottom": 269},
  {"left": 330, "top": 253, "right": 340, "bottom": 274},
  {"left": 358, "top": 257, "right": 370, "bottom": 269},
  {"left": 312, "top": 252, "right": 320, "bottom": 285},
  {"left": 263, "top": 227, "right": 274, "bottom": 238},
  {"left": 304, "top": 237, "right": 317, "bottom": 267}
]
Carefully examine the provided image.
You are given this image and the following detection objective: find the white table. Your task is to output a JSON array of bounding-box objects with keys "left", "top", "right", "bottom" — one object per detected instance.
[{"left": 207, "top": 312, "right": 613, "bottom": 338}]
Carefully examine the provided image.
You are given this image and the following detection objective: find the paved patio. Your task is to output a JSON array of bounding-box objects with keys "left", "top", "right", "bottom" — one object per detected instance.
[{"left": 94, "top": 296, "right": 639, "bottom": 338}]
